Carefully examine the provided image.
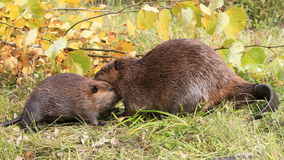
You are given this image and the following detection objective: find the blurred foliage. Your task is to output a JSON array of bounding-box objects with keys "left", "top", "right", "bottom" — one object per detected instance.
[{"left": 226, "top": 0, "right": 284, "bottom": 28}]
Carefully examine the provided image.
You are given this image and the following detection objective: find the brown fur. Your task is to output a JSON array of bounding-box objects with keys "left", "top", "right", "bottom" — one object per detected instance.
[
  {"left": 94, "top": 39, "right": 278, "bottom": 117},
  {"left": 1, "top": 73, "right": 121, "bottom": 129}
]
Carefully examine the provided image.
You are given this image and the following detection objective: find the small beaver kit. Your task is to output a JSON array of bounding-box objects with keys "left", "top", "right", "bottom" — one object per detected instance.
[
  {"left": 94, "top": 38, "right": 279, "bottom": 119},
  {"left": 1, "top": 73, "right": 121, "bottom": 130}
]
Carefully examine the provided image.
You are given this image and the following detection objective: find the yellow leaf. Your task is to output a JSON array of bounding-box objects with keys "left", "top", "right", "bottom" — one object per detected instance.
[
  {"left": 107, "top": 32, "right": 116, "bottom": 44},
  {"left": 15, "top": 0, "right": 26, "bottom": 6},
  {"left": 6, "top": 28, "right": 12, "bottom": 42},
  {"left": 11, "top": 68, "right": 17, "bottom": 75},
  {"left": 201, "top": 13, "right": 217, "bottom": 36},
  {"left": 68, "top": 42, "right": 81, "bottom": 49},
  {"left": 200, "top": 4, "right": 210, "bottom": 15},
  {"left": 157, "top": 9, "right": 171, "bottom": 41},
  {"left": 38, "top": 1, "right": 48, "bottom": 10},
  {"left": 16, "top": 36, "right": 23, "bottom": 47},
  {"left": 126, "top": 20, "right": 135, "bottom": 38},
  {"left": 80, "top": 30, "right": 94, "bottom": 38},
  {"left": 178, "top": 8, "right": 192, "bottom": 31},
  {"left": 99, "top": 30, "right": 106, "bottom": 38},
  {"left": 93, "top": 58, "right": 99, "bottom": 65},
  {"left": 90, "top": 21, "right": 102, "bottom": 31},
  {"left": 80, "top": 22, "right": 90, "bottom": 29},
  {"left": 22, "top": 66, "right": 32, "bottom": 76},
  {"left": 64, "top": 0, "right": 81, "bottom": 6},
  {"left": 87, "top": 7, "right": 104, "bottom": 24},
  {"left": 17, "top": 77, "right": 22, "bottom": 86},
  {"left": 137, "top": 9, "right": 157, "bottom": 29},
  {"left": 66, "top": 29, "right": 76, "bottom": 38},
  {"left": 224, "top": 7, "right": 247, "bottom": 39},
  {"left": 137, "top": 19, "right": 146, "bottom": 30},
  {"left": 27, "top": 18, "right": 44, "bottom": 29},
  {"left": 58, "top": 0, "right": 67, "bottom": 5},
  {"left": 5, "top": 57, "right": 18, "bottom": 70},
  {"left": 116, "top": 40, "right": 133, "bottom": 52},
  {"left": 56, "top": 52, "right": 66, "bottom": 65},
  {"left": 213, "top": 12, "right": 229, "bottom": 38},
  {"left": 68, "top": 14, "right": 75, "bottom": 19},
  {"left": 60, "top": 22, "right": 71, "bottom": 30},
  {"left": 9, "top": 4, "right": 20, "bottom": 20},
  {"left": 70, "top": 62, "right": 83, "bottom": 75},
  {"left": 45, "top": 13, "right": 53, "bottom": 19},
  {"left": 14, "top": 18, "right": 25, "bottom": 28}
]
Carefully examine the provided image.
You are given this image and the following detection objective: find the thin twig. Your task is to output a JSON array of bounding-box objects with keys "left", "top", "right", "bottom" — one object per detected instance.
[
  {"left": 213, "top": 44, "right": 284, "bottom": 51},
  {"left": 87, "top": 54, "right": 115, "bottom": 58},
  {"left": 45, "top": 8, "right": 171, "bottom": 13},
  {"left": 62, "top": 2, "right": 144, "bottom": 37},
  {"left": 62, "top": 1, "right": 176, "bottom": 37},
  {"left": 66, "top": 47, "right": 127, "bottom": 54},
  {"left": 0, "top": 22, "right": 53, "bottom": 43}
]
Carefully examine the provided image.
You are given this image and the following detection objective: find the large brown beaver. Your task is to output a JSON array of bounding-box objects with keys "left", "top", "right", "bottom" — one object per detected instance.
[
  {"left": 94, "top": 38, "right": 279, "bottom": 119},
  {"left": 0, "top": 73, "right": 121, "bottom": 130}
]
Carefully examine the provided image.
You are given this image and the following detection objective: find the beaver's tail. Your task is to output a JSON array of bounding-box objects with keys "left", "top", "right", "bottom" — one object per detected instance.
[
  {"left": 0, "top": 115, "right": 22, "bottom": 126},
  {"left": 250, "top": 84, "right": 279, "bottom": 121}
]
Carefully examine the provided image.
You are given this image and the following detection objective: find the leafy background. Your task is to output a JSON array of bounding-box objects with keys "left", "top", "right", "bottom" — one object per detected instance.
[{"left": 0, "top": 0, "right": 284, "bottom": 159}]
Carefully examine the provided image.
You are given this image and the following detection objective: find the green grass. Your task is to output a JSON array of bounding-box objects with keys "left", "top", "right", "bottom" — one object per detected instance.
[{"left": 1, "top": 2, "right": 284, "bottom": 159}]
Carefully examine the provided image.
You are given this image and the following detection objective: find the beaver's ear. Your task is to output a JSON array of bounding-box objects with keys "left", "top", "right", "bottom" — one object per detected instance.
[
  {"left": 114, "top": 60, "right": 119, "bottom": 70},
  {"left": 91, "top": 85, "right": 98, "bottom": 93}
]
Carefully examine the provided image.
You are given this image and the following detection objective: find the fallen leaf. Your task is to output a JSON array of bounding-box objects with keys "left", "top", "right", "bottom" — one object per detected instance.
[
  {"left": 110, "top": 138, "right": 119, "bottom": 146},
  {"left": 25, "top": 29, "right": 38, "bottom": 46},
  {"left": 81, "top": 132, "right": 89, "bottom": 145},
  {"left": 15, "top": 156, "right": 23, "bottom": 160},
  {"left": 118, "top": 117, "right": 126, "bottom": 121},
  {"left": 57, "top": 152, "right": 64, "bottom": 157},
  {"left": 92, "top": 137, "right": 110, "bottom": 147},
  {"left": 180, "top": 151, "right": 186, "bottom": 158},
  {"left": 53, "top": 127, "right": 59, "bottom": 137},
  {"left": 24, "top": 151, "right": 34, "bottom": 160}
]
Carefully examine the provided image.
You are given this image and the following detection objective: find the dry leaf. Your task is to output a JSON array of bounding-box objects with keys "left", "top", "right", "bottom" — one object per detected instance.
[
  {"left": 57, "top": 152, "right": 64, "bottom": 157},
  {"left": 92, "top": 137, "right": 110, "bottom": 147},
  {"left": 24, "top": 151, "right": 34, "bottom": 160},
  {"left": 15, "top": 156, "right": 23, "bottom": 160},
  {"left": 118, "top": 117, "right": 126, "bottom": 121},
  {"left": 128, "top": 51, "right": 136, "bottom": 58},
  {"left": 99, "top": 4, "right": 106, "bottom": 9},
  {"left": 81, "top": 132, "right": 89, "bottom": 145},
  {"left": 180, "top": 151, "right": 186, "bottom": 158},
  {"left": 25, "top": 29, "right": 38, "bottom": 46},
  {"left": 13, "top": 113, "right": 18, "bottom": 119},
  {"left": 45, "top": 13, "right": 53, "bottom": 19},
  {"left": 110, "top": 138, "right": 119, "bottom": 146},
  {"left": 53, "top": 127, "right": 59, "bottom": 137}
]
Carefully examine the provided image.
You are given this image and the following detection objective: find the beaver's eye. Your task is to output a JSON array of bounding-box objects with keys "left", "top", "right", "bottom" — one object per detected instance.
[
  {"left": 108, "top": 88, "right": 113, "bottom": 91},
  {"left": 91, "top": 85, "right": 98, "bottom": 93},
  {"left": 101, "top": 70, "right": 104, "bottom": 74}
]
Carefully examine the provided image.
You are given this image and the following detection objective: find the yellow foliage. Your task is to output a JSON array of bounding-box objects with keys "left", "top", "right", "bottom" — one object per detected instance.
[
  {"left": 126, "top": 20, "right": 135, "bottom": 38},
  {"left": 64, "top": 0, "right": 81, "bottom": 6}
]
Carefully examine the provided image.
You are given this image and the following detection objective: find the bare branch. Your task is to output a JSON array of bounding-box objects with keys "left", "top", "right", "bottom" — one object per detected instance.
[
  {"left": 87, "top": 54, "right": 114, "bottom": 58},
  {"left": 213, "top": 44, "right": 284, "bottom": 51},
  {"left": 65, "top": 47, "right": 127, "bottom": 54}
]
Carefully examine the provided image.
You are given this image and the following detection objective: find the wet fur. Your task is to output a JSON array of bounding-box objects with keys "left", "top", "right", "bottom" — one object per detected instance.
[
  {"left": 94, "top": 39, "right": 279, "bottom": 117},
  {"left": 1, "top": 73, "right": 121, "bottom": 129}
]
